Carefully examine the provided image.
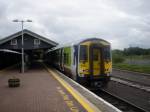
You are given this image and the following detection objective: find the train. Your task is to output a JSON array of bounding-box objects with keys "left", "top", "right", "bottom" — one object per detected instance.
[{"left": 46, "top": 38, "right": 112, "bottom": 87}]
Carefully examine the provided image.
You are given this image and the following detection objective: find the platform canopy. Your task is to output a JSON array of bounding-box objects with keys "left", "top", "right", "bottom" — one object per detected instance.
[
  {"left": 0, "top": 29, "right": 58, "bottom": 50},
  {"left": 0, "top": 49, "right": 21, "bottom": 54}
]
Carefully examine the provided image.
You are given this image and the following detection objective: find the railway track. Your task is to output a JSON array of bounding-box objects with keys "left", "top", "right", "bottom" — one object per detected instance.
[
  {"left": 93, "top": 89, "right": 147, "bottom": 112},
  {"left": 113, "top": 68, "right": 150, "bottom": 77},
  {"left": 112, "top": 69, "right": 150, "bottom": 86},
  {"left": 111, "top": 75, "right": 149, "bottom": 86},
  {"left": 111, "top": 76, "right": 150, "bottom": 92},
  {"left": 53, "top": 70, "right": 150, "bottom": 112}
]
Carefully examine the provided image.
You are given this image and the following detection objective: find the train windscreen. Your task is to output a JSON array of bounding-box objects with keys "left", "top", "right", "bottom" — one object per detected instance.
[
  {"left": 103, "top": 47, "right": 111, "bottom": 60},
  {"left": 80, "top": 45, "right": 87, "bottom": 61}
]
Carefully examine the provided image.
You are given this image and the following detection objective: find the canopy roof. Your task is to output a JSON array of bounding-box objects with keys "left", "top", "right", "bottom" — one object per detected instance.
[{"left": 0, "top": 29, "right": 58, "bottom": 46}]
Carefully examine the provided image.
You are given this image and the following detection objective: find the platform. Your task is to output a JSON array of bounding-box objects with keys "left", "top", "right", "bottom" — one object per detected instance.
[{"left": 0, "top": 62, "right": 121, "bottom": 112}]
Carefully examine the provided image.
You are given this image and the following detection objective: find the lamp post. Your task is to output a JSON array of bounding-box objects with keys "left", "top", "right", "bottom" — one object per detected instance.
[{"left": 13, "top": 19, "right": 32, "bottom": 73}]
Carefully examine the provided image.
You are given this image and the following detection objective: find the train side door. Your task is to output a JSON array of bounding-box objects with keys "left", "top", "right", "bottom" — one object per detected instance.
[
  {"left": 91, "top": 48, "right": 101, "bottom": 76},
  {"left": 61, "top": 49, "right": 65, "bottom": 71},
  {"left": 60, "top": 49, "right": 63, "bottom": 70}
]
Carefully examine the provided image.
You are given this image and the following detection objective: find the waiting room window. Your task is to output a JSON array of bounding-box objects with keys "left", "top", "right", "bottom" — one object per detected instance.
[
  {"left": 34, "top": 39, "right": 40, "bottom": 45},
  {"left": 11, "top": 39, "right": 17, "bottom": 45}
]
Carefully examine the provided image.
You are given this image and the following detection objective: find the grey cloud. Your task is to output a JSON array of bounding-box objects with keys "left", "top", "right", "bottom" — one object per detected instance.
[{"left": 0, "top": 0, "right": 150, "bottom": 49}]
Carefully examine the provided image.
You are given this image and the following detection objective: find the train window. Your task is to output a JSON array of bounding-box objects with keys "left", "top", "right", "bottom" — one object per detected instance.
[
  {"left": 103, "top": 47, "right": 111, "bottom": 60},
  {"left": 64, "top": 53, "right": 67, "bottom": 64},
  {"left": 64, "top": 53, "right": 69, "bottom": 64},
  {"left": 80, "top": 45, "right": 87, "bottom": 61},
  {"left": 73, "top": 51, "right": 76, "bottom": 65}
]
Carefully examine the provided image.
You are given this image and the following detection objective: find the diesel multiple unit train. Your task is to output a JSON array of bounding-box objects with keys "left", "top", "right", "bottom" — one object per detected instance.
[{"left": 46, "top": 38, "right": 112, "bottom": 87}]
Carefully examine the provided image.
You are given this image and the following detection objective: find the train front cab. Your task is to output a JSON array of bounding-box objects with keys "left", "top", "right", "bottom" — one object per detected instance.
[{"left": 78, "top": 39, "right": 111, "bottom": 87}]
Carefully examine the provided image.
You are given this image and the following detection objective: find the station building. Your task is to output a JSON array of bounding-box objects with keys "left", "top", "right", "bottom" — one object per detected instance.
[{"left": 0, "top": 29, "right": 58, "bottom": 69}]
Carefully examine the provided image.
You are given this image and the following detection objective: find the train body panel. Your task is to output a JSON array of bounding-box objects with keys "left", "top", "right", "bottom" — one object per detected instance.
[
  {"left": 47, "top": 38, "right": 112, "bottom": 87},
  {"left": 63, "top": 46, "right": 72, "bottom": 77}
]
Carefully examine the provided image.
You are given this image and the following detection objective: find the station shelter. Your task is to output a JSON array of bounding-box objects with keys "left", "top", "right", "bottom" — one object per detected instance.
[{"left": 0, "top": 29, "right": 58, "bottom": 69}]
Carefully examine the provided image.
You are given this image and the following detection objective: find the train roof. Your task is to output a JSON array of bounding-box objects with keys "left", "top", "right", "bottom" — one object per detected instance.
[{"left": 47, "top": 37, "right": 110, "bottom": 53}]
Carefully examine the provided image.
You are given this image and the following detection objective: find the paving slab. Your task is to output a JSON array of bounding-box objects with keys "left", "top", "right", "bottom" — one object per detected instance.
[{"left": 0, "top": 63, "right": 86, "bottom": 112}]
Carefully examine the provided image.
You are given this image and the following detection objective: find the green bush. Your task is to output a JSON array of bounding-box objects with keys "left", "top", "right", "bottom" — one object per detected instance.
[{"left": 112, "top": 55, "right": 125, "bottom": 63}]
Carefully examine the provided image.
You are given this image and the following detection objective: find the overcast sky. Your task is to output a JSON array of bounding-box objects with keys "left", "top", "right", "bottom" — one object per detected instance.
[{"left": 0, "top": 0, "right": 150, "bottom": 49}]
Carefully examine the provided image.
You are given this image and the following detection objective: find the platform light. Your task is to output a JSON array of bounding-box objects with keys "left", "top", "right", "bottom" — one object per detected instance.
[
  {"left": 13, "top": 19, "right": 19, "bottom": 22},
  {"left": 26, "top": 19, "right": 32, "bottom": 22},
  {"left": 13, "top": 19, "right": 32, "bottom": 73}
]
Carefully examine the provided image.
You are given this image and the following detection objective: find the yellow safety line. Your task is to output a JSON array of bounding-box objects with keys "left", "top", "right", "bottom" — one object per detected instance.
[{"left": 44, "top": 64, "right": 101, "bottom": 112}]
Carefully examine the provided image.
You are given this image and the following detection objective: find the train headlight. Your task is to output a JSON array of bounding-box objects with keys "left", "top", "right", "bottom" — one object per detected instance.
[
  {"left": 80, "top": 69, "right": 89, "bottom": 73},
  {"left": 107, "top": 73, "right": 110, "bottom": 76},
  {"left": 83, "top": 69, "right": 89, "bottom": 72},
  {"left": 78, "top": 74, "right": 85, "bottom": 77}
]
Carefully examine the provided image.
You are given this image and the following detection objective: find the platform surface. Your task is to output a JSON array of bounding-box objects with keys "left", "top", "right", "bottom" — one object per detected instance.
[{"left": 0, "top": 63, "right": 87, "bottom": 112}]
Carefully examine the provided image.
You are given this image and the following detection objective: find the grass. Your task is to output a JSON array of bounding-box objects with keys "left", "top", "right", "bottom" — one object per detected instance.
[
  {"left": 125, "top": 55, "right": 150, "bottom": 60},
  {"left": 113, "top": 63, "right": 150, "bottom": 74}
]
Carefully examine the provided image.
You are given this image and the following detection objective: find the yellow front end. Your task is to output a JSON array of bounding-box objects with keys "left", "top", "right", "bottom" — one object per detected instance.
[
  {"left": 78, "top": 40, "right": 112, "bottom": 77},
  {"left": 78, "top": 39, "right": 111, "bottom": 86},
  {"left": 78, "top": 42, "right": 90, "bottom": 76},
  {"left": 104, "top": 61, "right": 112, "bottom": 75}
]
